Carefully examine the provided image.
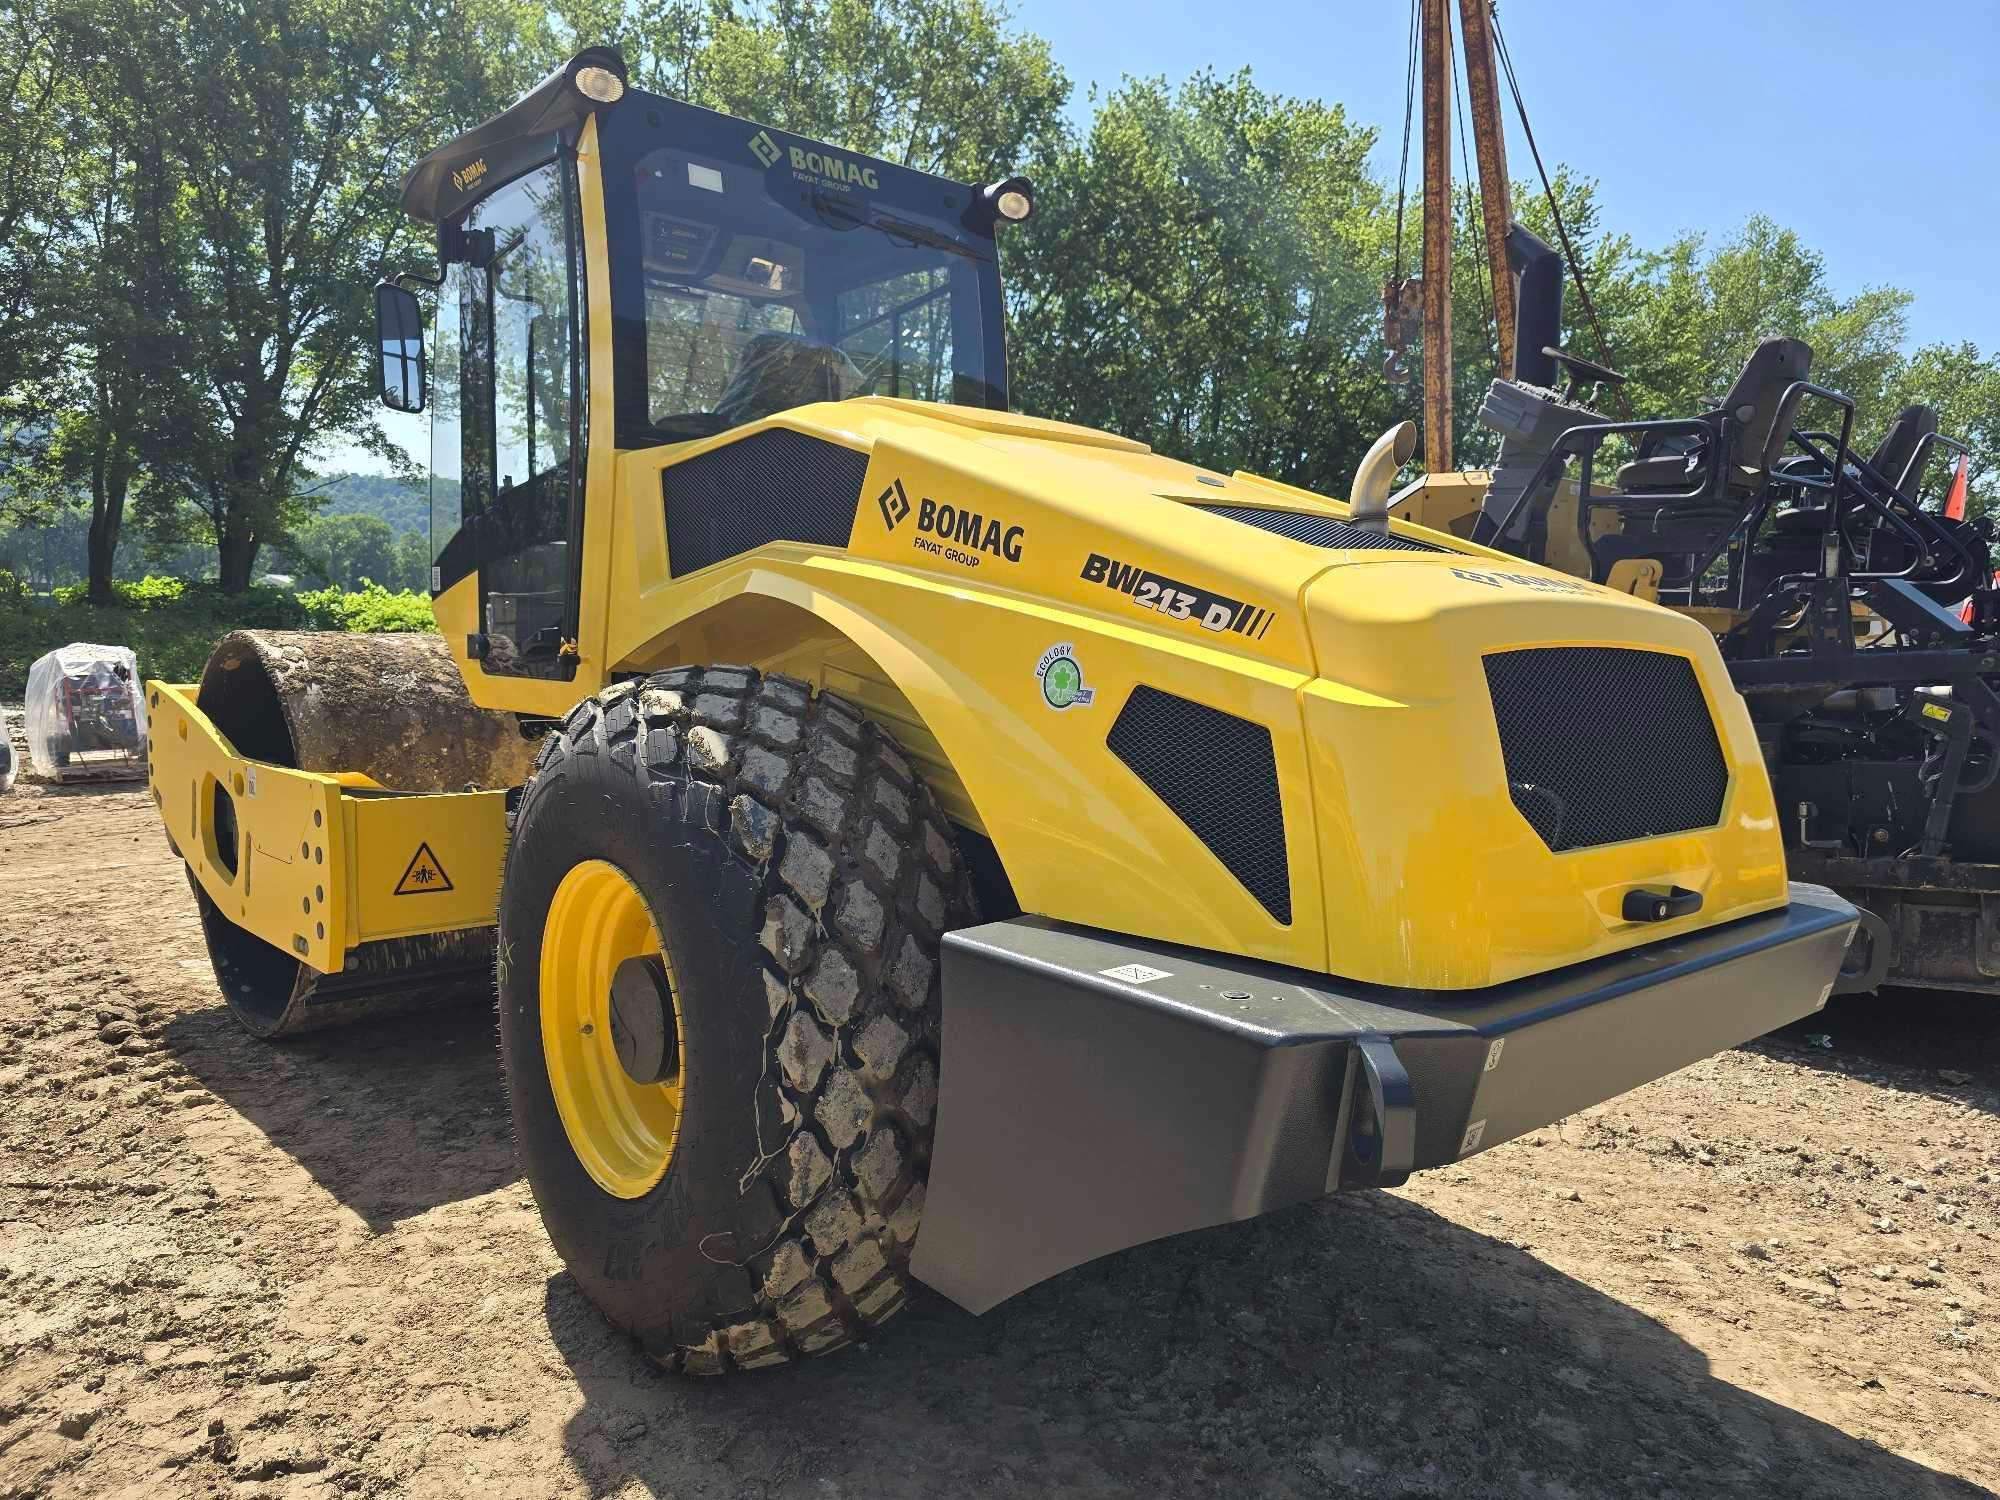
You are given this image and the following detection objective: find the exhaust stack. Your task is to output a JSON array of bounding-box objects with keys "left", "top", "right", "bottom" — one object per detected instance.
[{"left": 1349, "top": 421, "right": 1419, "bottom": 530}]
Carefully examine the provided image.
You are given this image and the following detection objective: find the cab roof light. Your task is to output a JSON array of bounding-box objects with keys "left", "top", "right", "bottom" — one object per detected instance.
[
  {"left": 980, "top": 176, "right": 1035, "bottom": 225},
  {"left": 574, "top": 64, "right": 625, "bottom": 104}
]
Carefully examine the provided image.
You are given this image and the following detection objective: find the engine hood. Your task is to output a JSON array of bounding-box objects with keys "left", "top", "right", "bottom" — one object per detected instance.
[{"left": 829, "top": 397, "right": 1484, "bottom": 677}]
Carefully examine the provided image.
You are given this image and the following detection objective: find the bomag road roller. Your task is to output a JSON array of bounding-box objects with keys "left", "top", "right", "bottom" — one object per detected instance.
[{"left": 146, "top": 48, "right": 1860, "bottom": 1372}]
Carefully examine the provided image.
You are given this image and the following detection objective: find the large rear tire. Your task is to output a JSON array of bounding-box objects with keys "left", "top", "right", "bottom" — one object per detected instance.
[{"left": 497, "top": 666, "right": 969, "bottom": 1371}]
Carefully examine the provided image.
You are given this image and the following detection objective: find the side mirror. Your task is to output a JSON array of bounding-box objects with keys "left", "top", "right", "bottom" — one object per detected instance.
[{"left": 374, "top": 281, "right": 427, "bottom": 413}]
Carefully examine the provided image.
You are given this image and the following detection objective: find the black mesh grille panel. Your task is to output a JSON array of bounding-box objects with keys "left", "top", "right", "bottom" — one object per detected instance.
[
  {"left": 1483, "top": 648, "right": 1728, "bottom": 852},
  {"left": 662, "top": 429, "right": 868, "bottom": 576},
  {"left": 1107, "top": 686, "right": 1291, "bottom": 923},
  {"left": 1193, "top": 503, "right": 1450, "bottom": 553}
]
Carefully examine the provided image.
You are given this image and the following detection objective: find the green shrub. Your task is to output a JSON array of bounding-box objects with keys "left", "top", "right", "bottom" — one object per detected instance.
[
  {"left": 0, "top": 575, "right": 436, "bottom": 698},
  {"left": 296, "top": 580, "right": 435, "bottom": 633}
]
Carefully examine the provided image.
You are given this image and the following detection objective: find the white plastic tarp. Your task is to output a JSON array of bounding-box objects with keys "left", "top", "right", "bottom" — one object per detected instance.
[{"left": 23, "top": 642, "right": 148, "bottom": 777}]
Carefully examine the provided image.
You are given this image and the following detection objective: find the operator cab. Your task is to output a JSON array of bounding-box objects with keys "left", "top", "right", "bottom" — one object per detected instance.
[{"left": 374, "top": 49, "right": 1027, "bottom": 682}]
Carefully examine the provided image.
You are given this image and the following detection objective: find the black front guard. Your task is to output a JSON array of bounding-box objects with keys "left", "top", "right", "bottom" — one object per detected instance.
[{"left": 910, "top": 884, "right": 1857, "bottom": 1314}]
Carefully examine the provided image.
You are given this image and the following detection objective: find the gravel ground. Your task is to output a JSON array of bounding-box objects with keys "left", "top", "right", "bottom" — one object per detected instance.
[{"left": 1, "top": 782, "right": 1996, "bottom": 1498}]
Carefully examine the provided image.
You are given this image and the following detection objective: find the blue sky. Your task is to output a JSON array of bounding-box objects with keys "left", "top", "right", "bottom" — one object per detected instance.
[
  {"left": 1013, "top": 0, "right": 1996, "bottom": 354},
  {"left": 349, "top": 0, "right": 1994, "bottom": 475}
]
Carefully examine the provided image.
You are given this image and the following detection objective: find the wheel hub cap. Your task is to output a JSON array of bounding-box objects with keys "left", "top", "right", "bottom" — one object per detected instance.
[{"left": 609, "top": 954, "right": 676, "bottom": 1085}]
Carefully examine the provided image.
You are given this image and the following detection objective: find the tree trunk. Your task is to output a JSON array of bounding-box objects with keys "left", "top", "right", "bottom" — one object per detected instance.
[
  {"left": 218, "top": 530, "right": 260, "bottom": 593},
  {"left": 85, "top": 437, "right": 131, "bottom": 605}
]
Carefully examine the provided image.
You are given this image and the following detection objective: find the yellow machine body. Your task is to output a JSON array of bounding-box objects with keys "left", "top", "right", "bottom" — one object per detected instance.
[
  {"left": 150, "top": 108, "right": 1790, "bottom": 998},
  {"left": 419, "top": 395, "right": 1786, "bottom": 991},
  {"left": 144, "top": 56, "right": 1864, "bottom": 1335}
]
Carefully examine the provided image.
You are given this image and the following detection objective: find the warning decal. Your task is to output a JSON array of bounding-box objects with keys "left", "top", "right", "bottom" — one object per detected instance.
[{"left": 394, "top": 842, "right": 454, "bottom": 896}]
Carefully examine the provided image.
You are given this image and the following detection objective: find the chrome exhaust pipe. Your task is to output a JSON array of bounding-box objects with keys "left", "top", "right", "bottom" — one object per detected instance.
[{"left": 1348, "top": 420, "right": 1418, "bottom": 531}]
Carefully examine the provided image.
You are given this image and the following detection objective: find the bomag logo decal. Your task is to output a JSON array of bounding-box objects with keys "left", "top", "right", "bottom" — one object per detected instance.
[
  {"left": 1081, "top": 552, "right": 1274, "bottom": 638},
  {"left": 897, "top": 493, "right": 1023, "bottom": 569},
  {"left": 450, "top": 158, "right": 488, "bottom": 193},
  {"left": 1450, "top": 566, "right": 1593, "bottom": 595},
  {"left": 877, "top": 477, "right": 911, "bottom": 531},
  {"left": 788, "top": 145, "right": 879, "bottom": 191},
  {"left": 749, "top": 126, "right": 881, "bottom": 193}
]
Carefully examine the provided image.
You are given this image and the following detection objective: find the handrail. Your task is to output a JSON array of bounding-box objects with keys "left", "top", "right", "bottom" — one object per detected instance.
[
  {"left": 1781, "top": 415, "right": 1984, "bottom": 592},
  {"left": 1480, "top": 415, "right": 1717, "bottom": 557},
  {"left": 1898, "top": 429, "right": 1973, "bottom": 503}
]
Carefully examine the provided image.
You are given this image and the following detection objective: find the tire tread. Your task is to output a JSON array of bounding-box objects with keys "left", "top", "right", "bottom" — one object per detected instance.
[{"left": 515, "top": 663, "right": 970, "bottom": 1373}]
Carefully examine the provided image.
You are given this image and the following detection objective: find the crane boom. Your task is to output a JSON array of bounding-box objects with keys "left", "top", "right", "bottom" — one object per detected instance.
[
  {"left": 1457, "top": 0, "right": 1515, "bottom": 383},
  {"left": 1419, "top": 0, "right": 1454, "bottom": 473}
]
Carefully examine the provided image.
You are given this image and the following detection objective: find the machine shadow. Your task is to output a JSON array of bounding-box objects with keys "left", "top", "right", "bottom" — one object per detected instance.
[
  {"left": 1759, "top": 987, "right": 1997, "bottom": 1117},
  {"left": 158, "top": 997, "right": 519, "bottom": 1229},
  {"left": 543, "top": 1192, "right": 1981, "bottom": 1500}
]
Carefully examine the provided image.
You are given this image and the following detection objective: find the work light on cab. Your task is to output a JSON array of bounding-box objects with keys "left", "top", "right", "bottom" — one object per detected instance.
[
  {"left": 982, "top": 176, "right": 1034, "bottom": 223},
  {"left": 573, "top": 64, "right": 624, "bottom": 104}
]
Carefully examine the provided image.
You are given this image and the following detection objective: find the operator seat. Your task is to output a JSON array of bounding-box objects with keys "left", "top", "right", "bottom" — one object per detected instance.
[
  {"left": 1769, "top": 403, "right": 1940, "bottom": 536},
  {"left": 1869, "top": 403, "right": 1940, "bottom": 499},
  {"left": 711, "top": 331, "right": 863, "bottom": 430},
  {"left": 1588, "top": 336, "right": 1814, "bottom": 588},
  {"left": 1617, "top": 336, "right": 1815, "bottom": 497}
]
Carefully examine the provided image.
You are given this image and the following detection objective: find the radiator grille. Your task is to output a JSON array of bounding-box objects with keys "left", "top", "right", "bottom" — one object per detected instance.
[
  {"left": 1107, "top": 686, "right": 1291, "bottom": 923},
  {"left": 1483, "top": 647, "right": 1728, "bottom": 852},
  {"left": 663, "top": 429, "right": 867, "bottom": 576},
  {"left": 1193, "top": 503, "right": 1449, "bottom": 553}
]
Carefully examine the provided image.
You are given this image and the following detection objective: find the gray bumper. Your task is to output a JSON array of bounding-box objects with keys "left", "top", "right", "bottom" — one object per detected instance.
[{"left": 910, "top": 883, "right": 1857, "bottom": 1314}]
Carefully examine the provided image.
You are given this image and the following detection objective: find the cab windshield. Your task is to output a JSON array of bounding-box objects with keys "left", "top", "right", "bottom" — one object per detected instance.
[{"left": 601, "top": 98, "right": 1008, "bottom": 446}]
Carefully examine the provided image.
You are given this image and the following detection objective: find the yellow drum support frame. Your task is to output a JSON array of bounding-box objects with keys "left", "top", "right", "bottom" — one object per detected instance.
[{"left": 146, "top": 680, "right": 509, "bottom": 975}]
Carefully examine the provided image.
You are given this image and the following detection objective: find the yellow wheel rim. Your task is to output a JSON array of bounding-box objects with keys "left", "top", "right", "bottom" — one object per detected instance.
[{"left": 540, "top": 859, "right": 684, "bottom": 1199}]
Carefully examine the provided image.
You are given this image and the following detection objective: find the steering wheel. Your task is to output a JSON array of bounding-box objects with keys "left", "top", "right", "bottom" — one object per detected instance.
[{"left": 1544, "top": 345, "right": 1628, "bottom": 389}]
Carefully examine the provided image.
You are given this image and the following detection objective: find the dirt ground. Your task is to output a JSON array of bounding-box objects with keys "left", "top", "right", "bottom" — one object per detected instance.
[{"left": 2, "top": 776, "right": 1996, "bottom": 1499}]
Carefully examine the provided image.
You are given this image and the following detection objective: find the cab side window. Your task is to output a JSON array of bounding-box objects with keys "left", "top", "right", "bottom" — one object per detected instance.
[{"left": 443, "top": 159, "right": 586, "bottom": 678}]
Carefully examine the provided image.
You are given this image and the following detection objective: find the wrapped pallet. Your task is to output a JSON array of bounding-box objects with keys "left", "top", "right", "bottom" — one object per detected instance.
[{"left": 24, "top": 643, "right": 148, "bottom": 779}]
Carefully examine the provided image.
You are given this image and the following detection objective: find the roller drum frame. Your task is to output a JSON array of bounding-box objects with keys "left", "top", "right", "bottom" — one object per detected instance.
[{"left": 187, "top": 630, "right": 533, "bottom": 1037}]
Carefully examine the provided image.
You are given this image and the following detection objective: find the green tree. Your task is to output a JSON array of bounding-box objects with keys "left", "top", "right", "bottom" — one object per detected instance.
[
  {"left": 287, "top": 512, "right": 400, "bottom": 589},
  {"left": 13, "top": 15, "right": 184, "bottom": 603},
  {"left": 0, "top": 0, "right": 73, "bottom": 418},
  {"left": 1009, "top": 70, "right": 1399, "bottom": 498},
  {"left": 394, "top": 529, "right": 431, "bottom": 592},
  {"left": 75, "top": 0, "right": 539, "bottom": 592}
]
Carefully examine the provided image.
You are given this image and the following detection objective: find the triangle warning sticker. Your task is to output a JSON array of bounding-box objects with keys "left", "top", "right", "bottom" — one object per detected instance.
[{"left": 394, "top": 841, "right": 455, "bottom": 896}]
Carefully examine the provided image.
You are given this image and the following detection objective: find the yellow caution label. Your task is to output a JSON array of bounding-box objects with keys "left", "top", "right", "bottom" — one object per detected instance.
[
  {"left": 1921, "top": 702, "right": 1952, "bottom": 723},
  {"left": 394, "top": 842, "right": 455, "bottom": 895}
]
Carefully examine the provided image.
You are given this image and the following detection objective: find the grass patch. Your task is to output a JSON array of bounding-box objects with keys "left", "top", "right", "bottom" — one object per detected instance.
[{"left": 0, "top": 572, "right": 435, "bottom": 698}]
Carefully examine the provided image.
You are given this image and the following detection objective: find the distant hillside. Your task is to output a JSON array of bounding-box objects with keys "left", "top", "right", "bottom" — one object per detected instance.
[{"left": 313, "top": 473, "right": 432, "bottom": 537}]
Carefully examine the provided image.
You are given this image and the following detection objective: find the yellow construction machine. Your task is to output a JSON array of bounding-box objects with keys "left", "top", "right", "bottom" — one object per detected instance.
[{"left": 148, "top": 49, "right": 1859, "bottom": 1372}]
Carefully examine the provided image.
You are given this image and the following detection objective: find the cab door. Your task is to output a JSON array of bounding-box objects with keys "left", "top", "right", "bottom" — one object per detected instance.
[{"left": 432, "top": 152, "right": 587, "bottom": 681}]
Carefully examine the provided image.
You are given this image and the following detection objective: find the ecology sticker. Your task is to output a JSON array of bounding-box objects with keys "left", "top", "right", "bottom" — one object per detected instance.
[{"left": 1035, "top": 643, "right": 1094, "bottom": 710}]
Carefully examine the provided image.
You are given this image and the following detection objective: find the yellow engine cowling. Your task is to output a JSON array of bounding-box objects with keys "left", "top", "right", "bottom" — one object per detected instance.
[{"left": 1298, "top": 554, "right": 1785, "bottom": 988}]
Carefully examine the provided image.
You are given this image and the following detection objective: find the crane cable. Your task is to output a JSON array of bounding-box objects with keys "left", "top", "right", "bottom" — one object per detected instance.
[
  {"left": 1490, "top": 6, "right": 1633, "bottom": 418},
  {"left": 1391, "top": 0, "right": 1419, "bottom": 287}
]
